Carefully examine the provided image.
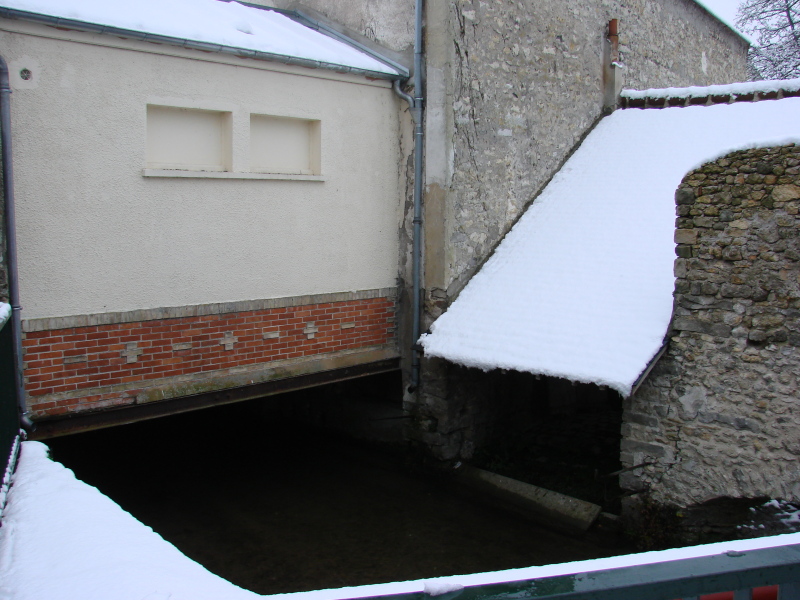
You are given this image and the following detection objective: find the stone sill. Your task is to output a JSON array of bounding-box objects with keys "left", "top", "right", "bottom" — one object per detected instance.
[{"left": 143, "top": 169, "right": 325, "bottom": 182}]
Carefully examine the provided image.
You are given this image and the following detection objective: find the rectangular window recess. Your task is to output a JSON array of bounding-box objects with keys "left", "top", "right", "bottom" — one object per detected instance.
[
  {"left": 142, "top": 169, "right": 325, "bottom": 181},
  {"left": 250, "top": 114, "right": 321, "bottom": 176},
  {"left": 146, "top": 105, "right": 232, "bottom": 172}
]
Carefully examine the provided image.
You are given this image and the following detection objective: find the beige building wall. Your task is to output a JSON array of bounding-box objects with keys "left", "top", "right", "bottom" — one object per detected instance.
[{"left": 0, "top": 21, "right": 405, "bottom": 320}]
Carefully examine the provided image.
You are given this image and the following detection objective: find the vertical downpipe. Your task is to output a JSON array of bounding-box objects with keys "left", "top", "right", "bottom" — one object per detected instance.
[
  {"left": 394, "top": 0, "right": 424, "bottom": 392},
  {"left": 409, "top": 0, "right": 424, "bottom": 392},
  {"left": 0, "top": 56, "right": 31, "bottom": 431}
]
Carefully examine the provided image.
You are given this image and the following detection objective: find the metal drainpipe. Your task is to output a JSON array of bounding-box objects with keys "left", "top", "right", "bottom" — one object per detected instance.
[
  {"left": 393, "top": 0, "right": 424, "bottom": 393},
  {"left": 0, "top": 56, "right": 32, "bottom": 432}
]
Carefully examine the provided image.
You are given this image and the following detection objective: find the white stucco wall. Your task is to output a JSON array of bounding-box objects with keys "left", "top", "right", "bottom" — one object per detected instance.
[{"left": 0, "top": 22, "right": 404, "bottom": 319}]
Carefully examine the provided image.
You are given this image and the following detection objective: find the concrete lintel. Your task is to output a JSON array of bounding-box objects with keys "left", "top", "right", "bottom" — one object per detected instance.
[
  {"left": 456, "top": 465, "right": 602, "bottom": 534},
  {"left": 23, "top": 288, "right": 398, "bottom": 332},
  {"left": 29, "top": 346, "right": 400, "bottom": 439}
]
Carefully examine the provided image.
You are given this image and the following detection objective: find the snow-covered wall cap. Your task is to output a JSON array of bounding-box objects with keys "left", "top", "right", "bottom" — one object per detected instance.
[
  {"left": 0, "top": 303, "right": 10, "bottom": 329},
  {"left": 622, "top": 78, "right": 800, "bottom": 100},
  {"left": 0, "top": 0, "right": 403, "bottom": 78},
  {"left": 689, "top": 0, "right": 753, "bottom": 45},
  {"left": 420, "top": 97, "right": 800, "bottom": 397}
]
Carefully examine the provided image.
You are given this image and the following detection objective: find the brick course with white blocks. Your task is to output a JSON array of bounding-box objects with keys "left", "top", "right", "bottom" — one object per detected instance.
[{"left": 22, "top": 290, "right": 397, "bottom": 419}]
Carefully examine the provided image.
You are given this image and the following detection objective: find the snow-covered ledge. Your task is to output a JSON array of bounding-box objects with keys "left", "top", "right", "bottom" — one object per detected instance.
[{"left": 620, "top": 78, "right": 800, "bottom": 109}]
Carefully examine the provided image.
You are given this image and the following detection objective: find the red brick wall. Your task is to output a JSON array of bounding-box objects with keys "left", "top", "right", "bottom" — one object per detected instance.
[{"left": 23, "top": 296, "right": 395, "bottom": 418}]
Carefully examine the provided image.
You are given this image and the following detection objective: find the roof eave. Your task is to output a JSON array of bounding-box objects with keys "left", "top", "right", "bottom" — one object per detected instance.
[{"left": 0, "top": 6, "right": 405, "bottom": 81}]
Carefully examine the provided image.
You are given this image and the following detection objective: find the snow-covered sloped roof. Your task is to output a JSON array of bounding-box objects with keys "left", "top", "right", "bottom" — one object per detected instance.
[
  {"left": 0, "top": 0, "right": 403, "bottom": 78},
  {"left": 420, "top": 95, "right": 800, "bottom": 396}
]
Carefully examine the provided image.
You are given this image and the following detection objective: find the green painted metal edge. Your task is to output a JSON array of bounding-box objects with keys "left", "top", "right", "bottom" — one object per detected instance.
[{"left": 357, "top": 545, "right": 800, "bottom": 600}]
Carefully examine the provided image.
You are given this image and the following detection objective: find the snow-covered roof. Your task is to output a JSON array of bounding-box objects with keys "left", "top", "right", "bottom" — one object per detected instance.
[
  {"left": 420, "top": 96, "right": 800, "bottom": 396},
  {"left": 0, "top": 0, "right": 404, "bottom": 78}
]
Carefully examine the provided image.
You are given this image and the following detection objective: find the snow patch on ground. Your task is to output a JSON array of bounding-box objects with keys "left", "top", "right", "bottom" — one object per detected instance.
[
  {"left": 420, "top": 98, "right": 800, "bottom": 396},
  {"left": 738, "top": 500, "right": 800, "bottom": 536},
  {"left": 622, "top": 77, "right": 800, "bottom": 100},
  {"left": 0, "top": 0, "right": 399, "bottom": 75}
]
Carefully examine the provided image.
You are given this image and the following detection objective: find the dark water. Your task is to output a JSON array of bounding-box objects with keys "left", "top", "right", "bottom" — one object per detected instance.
[{"left": 46, "top": 397, "right": 633, "bottom": 595}]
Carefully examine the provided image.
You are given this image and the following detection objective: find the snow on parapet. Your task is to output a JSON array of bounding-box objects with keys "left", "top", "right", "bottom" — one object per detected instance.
[
  {"left": 0, "top": 0, "right": 401, "bottom": 77},
  {"left": 622, "top": 78, "right": 800, "bottom": 101},
  {"left": 419, "top": 97, "right": 800, "bottom": 396}
]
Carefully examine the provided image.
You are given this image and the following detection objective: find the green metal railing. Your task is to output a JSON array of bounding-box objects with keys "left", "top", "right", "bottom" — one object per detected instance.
[
  {"left": 0, "top": 316, "right": 19, "bottom": 515},
  {"left": 360, "top": 544, "right": 800, "bottom": 600}
]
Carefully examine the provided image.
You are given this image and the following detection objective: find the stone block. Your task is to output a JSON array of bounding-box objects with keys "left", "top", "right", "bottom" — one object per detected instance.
[
  {"left": 675, "top": 229, "right": 698, "bottom": 245},
  {"left": 676, "top": 188, "right": 696, "bottom": 205},
  {"left": 673, "top": 317, "right": 710, "bottom": 333},
  {"left": 772, "top": 184, "right": 800, "bottom": 203},
  {"left": 620, "top": 439, "right": 668, "bottom": 459}
]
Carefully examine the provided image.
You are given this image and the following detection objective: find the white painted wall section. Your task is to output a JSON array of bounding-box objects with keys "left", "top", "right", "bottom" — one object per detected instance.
[{"left": 1, "top": 23, "right": 404, "bottom": 319}]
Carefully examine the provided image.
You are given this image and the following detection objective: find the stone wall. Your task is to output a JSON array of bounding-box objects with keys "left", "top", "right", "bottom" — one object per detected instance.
[
  {"left": 248, "top": 1, "right": 750, "bottom": 461},
  {"left": 621, "top": 144, "right": 800, "bottom": 507},
  {"left": 415, "top": 0, "right": 748, "bottom": 461},
  {"left": 262, "top": 1, "right": 749, "bottom": 300},
  {"left": 440, "top": 0, "right": 749, "bottom": 296}
]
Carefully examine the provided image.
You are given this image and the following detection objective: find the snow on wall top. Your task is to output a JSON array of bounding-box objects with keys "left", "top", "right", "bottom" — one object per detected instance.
[
  {"left": 0, "top": 0, "right": 400, "bottom": 76},
  {"left": 622, "top": 77, "right": 800, "bottom": 100},
  {"left": 420, "top": 97, "right": 800, "bottom": 396}
]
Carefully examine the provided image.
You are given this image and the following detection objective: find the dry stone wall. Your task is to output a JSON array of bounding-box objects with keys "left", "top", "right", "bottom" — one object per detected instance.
[{"left": 622, "top": 144, "right": 800, "bottom": 506}]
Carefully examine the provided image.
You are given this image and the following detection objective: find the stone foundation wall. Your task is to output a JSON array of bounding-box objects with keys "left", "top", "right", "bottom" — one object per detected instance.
[{"left": 621, "top": 144, "right": 800, "bottom": 506}]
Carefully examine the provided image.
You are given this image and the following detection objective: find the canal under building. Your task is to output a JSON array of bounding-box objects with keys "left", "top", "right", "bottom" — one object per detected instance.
[{"left": 44, "top": 371, "right": 633, "bottom": 595}]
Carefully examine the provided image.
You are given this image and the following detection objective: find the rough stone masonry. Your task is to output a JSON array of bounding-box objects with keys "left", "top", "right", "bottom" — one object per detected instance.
[{"left": 622, "top": 144, "right": 800, "bottom": 507}]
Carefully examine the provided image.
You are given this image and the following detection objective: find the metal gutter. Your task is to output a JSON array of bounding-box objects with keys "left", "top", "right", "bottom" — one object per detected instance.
[
  {"left": 0, "top": 6, "right": 404, "bottom": 81},
  {"left": 0, "top": 55, "right": 31, "bottom": 431}
]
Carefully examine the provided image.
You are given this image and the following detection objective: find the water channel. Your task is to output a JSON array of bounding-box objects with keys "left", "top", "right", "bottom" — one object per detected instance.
[{"left": 46, "top": 376, "right": 634, "bottom": 595}]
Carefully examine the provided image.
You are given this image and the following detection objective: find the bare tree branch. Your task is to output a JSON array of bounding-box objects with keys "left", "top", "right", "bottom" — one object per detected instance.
[{"left": 737, "top": 0, "right": 800, "bottom": 79}]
